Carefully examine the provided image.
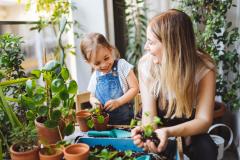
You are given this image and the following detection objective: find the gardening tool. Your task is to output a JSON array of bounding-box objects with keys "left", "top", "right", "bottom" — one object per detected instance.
[
  {"left": 87, "top": 129, "right": 131, "bottom": 138},
  {"left": 136, "top": 155, "right": 151, "bottom": 160}
]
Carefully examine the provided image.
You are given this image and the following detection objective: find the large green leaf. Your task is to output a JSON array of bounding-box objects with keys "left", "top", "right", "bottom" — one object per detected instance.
[
  {"left": 44, "top": 120, "right": 58, "bottom": 128},
  {"left": 51, "top": 110, "right": 61, "bottom": 121},
  {"left": 64, "top": 123, "right": 75, "bottom": 136},
  {"left": 67, "top": 80, "right": 78, "bottom": 94},
  {"left": 42, "top": 60, "right": 60, "bottom": 71},
  {"left": 51, "top": 78, "right": 64, "bottom": 93}
]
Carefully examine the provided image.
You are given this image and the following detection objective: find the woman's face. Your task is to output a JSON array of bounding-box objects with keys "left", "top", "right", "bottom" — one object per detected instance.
[
  {"left": 89, "top": 46, "right": 114, "bottom": 73},
  {"left": 144, "top": 26, "right": 164, "bottom": 64}
]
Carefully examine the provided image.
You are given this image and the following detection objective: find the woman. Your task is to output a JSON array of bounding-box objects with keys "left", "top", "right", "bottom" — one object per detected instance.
[{"left": 131, "top": 9, "right": 218, "bottom": 160}]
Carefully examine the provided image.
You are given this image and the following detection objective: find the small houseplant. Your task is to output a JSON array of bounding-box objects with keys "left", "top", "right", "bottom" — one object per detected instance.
[
  {"left": 19, "top": 60, "right": 78, "bottom": 144},
  {"left": 87, "top": 107, "right": 109, "bottom": 131},
  {"left": 9, "top": 124, "right": 39, "bottom": 160}
]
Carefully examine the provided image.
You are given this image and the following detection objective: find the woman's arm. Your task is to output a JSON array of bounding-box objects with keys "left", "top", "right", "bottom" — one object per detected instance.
[{"left": 89, "top": 93, "right": 102, "bottom": 108}]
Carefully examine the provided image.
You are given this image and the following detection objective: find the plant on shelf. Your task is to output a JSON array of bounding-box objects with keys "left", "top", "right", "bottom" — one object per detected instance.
[
  {"left": 19, "top": 60, "right": 78, "bottom": 144},
  {"left": 177, "top": 0, "right": 240, "bottom": 110},
  {"left": 87, "top": 107, "right": 109, "bottom": 131}
]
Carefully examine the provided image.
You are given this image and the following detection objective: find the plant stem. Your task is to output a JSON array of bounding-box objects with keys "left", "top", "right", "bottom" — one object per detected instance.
[
  {"left": 0, "top": 78, "right": 29, "bottom": 87},
  {"left": 58, "top": 17, "right": 67, "bottom": 66}
]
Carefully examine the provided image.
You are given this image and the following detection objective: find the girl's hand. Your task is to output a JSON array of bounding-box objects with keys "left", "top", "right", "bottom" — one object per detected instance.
[
  {"left": 131, "top": 126, "right": 144, "bottom": 148},
  {"left": 104, "top": 99, "right": 121, "bottom": 111},
  {"left": 90, "top": 97, "right": 102, "bottom": 109}
]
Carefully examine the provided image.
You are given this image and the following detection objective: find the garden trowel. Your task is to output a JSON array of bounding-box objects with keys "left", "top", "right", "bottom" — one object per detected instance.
[{"left": 88, "top": 129, "right": 131, "bottom": 138}]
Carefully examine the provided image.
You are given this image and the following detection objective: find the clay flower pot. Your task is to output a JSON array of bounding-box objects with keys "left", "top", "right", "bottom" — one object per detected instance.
[
  {"left": 92, "top": 113, "right": 109, "bottom": 131},
  {"left": 39, "top": 145, "right": 63, "bottom": 160},
  {"left": 214, "top": 101, "right": 226, "bottom": 119},
  {"left": 76, "top": 110, "right": 91, "bottom": 132},
  {"left": 63, "top": 143, "right": 89, "bottom": 160},
  {"left": 10, "top": 144, "right": 39, "bottom": 160},
  {"left": 35, "top": 116, "right": 65, "bottom": 145}
]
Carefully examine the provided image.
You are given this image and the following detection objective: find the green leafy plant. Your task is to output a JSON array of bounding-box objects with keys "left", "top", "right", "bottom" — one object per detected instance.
[
  {"left": 19, "top": 60, "right": 78, "bottom": 139},
  {"left": 124, "top": 0, "right": 148, "bottom": 70},
  {"left": 87, "top": 107, "right": 107, "bottom": 129},
  {"left": 9, "top": 124, "right": 37, "bottom": 152},
  {"left": 177, "top": 0, "right": 240, "bottom": 110}
]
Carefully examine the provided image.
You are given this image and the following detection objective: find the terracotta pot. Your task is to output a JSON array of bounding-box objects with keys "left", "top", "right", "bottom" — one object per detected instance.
[
  {"left": 76, "top": 110, "right": 91, "bottom": 132},
  {"left": 92, "top": 113, "right": 109, "bottom": 131},
  {"left": 214, "top": 101, "right": 226, "bottom": 119},
  {"left": 35, "top": 116, "right": 65, "bottom": 145},
  {"left": 10, "top": 144, "right": 39, "bottom": 160},
  {"left": 63, "top": 143, "right": 89, "bottom": 160},
  {"left": 39, "top": 144, "right": 63, "bottom": 160}
]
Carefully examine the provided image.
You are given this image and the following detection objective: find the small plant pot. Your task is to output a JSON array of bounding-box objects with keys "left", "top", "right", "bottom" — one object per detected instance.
[
  {"left": 76, "top": 110, "right": 91, "bottom": 132},
  {"left": 39, "top": 145, "right": 63, "bottom": 160},
  {"left": 35, "top": 116, "right": 65, "bottom": 145},
  {"left": 10, "top": 143, "right": 39, "bottom": 160},
  {"left": 92, "top": 113, "right": 109, "bottom": 131},
  {"left": 63, "top": 143, "right": 89, "bottom": 160}
]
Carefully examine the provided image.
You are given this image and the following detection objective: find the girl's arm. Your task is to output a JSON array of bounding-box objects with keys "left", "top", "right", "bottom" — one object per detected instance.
[
  {"left": 89, "top": 93, "right": 102, "bottom": 108},
  {"left": 104, "top": 70, "right": 139, "bottom": 111}
]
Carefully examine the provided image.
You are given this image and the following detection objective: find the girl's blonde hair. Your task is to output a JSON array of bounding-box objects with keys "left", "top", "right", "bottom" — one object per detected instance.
[
  {"left": 144, "top": 9, "right": 215, "bottom": 118},
  {"left": 80, "top": 33, "right": 120, "bottom": 62}
]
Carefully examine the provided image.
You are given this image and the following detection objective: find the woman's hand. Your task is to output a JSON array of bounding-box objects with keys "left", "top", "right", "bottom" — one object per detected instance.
[
  {"left": 104, "top": 99, "right": 121, "bottom": 111},
  {"left": 131, "top": 126, "right": 144, "bottom": 148}
]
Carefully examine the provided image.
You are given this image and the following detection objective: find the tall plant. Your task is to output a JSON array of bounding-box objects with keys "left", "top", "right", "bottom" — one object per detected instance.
[
  {"left": 177, "top": 0, "right": 240, "bottom": 110},
  {"left": 124, "top": 0, "right": 148, "bottom": 70}
]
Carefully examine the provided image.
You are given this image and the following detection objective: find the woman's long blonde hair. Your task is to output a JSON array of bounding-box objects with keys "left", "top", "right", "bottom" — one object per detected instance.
[{"left": 145, "top": 9, "right": 213, "bottom": 118}]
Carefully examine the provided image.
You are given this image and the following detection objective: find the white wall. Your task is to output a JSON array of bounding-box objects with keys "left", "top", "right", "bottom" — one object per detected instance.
[{"left": 68, "top": 0, "right": 108, "bottom": 92}]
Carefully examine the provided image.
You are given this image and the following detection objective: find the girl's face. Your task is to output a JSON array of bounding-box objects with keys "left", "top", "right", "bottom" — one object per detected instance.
[
  {"left": 89, "top": 46, "right": 114, "bottom": 73},
  {"left": 144, "top": 26, "right": 164, "bottom": 64}
]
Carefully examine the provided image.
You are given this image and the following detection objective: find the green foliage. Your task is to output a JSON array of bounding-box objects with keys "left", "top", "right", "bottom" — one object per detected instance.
[
  {"left": 88, "top": 107, "right": 106, "bottom": 128},
  {"left": 0, "top": 34, "right": 26, "bottom": 97},
  {"left": 124, "top": 0, "right": 148, "bottom": 70},
  {"left": 9, "top": 124, "right": 37, "bottom": 152},
  {"left": 177, "top": 0, "right": 240, "bottom": 110},
  {"left": 19, "top": 60, "right": 78, "bottom": 137}
]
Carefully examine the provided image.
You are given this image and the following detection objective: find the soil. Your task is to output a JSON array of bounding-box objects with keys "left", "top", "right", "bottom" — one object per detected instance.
[{"left": 138, "top": 130, "right": 160, "bottom": 146}]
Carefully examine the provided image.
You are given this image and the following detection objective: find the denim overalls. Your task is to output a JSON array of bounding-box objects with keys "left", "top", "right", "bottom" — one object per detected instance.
[{"left": 95, "top": 60, "right": 133, "bottom": 125}]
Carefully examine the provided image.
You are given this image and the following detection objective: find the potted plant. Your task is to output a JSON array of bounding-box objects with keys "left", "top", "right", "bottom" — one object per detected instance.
[
  {"left": 87, "top": 107, "right": 109, "bottom": 131},
  {"left": 76, "top": 109, "right": 91, "bottom": 132},
  {"left": 39, "top": 144, "right": 63, "bottom": 160},
  {"left": 63, "top": 143, "right": 90, "bottom": 160},
  {"left": 19, "top": 60, "right": 78, "bottom": 144},
  {"left": 9, "top": 124, "right": 39, "bottom": 160}
]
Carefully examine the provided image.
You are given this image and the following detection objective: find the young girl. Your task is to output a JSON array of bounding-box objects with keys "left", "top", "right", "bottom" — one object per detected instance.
[
  {"left": 131, "top": 9, "right": 218, "bottom": 160},
  {"left": 80, "top": 33, "right": 139, "bottom": 125}
]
